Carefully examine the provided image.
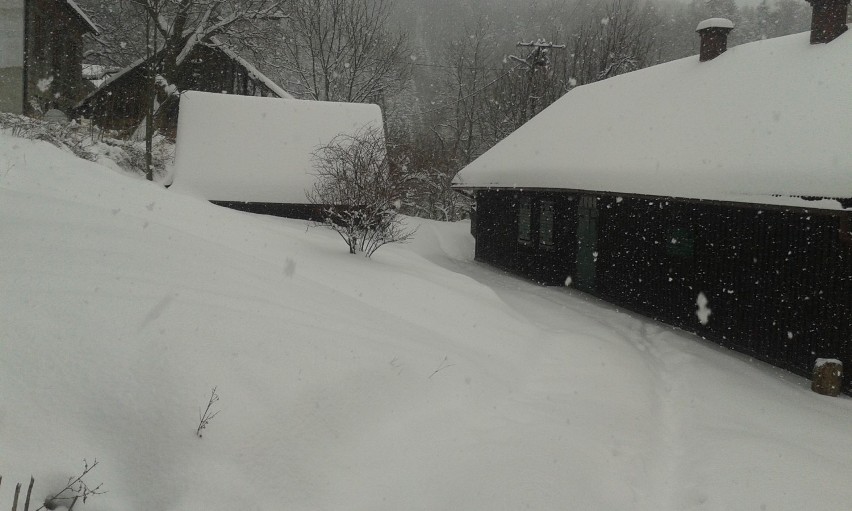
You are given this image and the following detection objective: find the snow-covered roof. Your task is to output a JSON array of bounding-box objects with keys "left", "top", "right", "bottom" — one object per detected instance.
[
  {"left": 171, "top": 91, "right": 384, "bottom": 204},
  {"left": 453, "top": 29, "right": 852, "bottom": 211},
  {"left": 65, "top": 0, "right": 100, "bottom": 34},
  {"left": 76, "top": 41, "right": 290, "bottom": 108},
  {"left": 75, "top": 53, "right": 154, "bottom": 108}
]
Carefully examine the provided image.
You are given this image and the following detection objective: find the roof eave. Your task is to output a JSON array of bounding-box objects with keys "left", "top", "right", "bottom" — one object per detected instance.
[
  {"left": 65, "top": 0, "right": 100, "bottom": 35},
  {"left": 453, "top": 184, "right": 851, "bottom": 213}
]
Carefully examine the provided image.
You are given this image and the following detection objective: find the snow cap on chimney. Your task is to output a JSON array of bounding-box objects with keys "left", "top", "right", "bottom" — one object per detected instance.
[
  {"left": 696, "top": 18, "right": 734, "bottom": 62},
  {"left": 806, "top": 0, "right": 849, "bottom": 44}
]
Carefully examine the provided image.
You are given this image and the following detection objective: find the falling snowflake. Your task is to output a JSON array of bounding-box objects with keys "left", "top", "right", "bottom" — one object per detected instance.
[{"left": 37, "top": 76, "right": 54, "bottom": 92}]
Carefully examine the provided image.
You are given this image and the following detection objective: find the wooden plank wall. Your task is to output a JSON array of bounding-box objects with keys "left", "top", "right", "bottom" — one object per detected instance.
[{"left": 475, "top": 190, "right": 852, "bottom": 392}]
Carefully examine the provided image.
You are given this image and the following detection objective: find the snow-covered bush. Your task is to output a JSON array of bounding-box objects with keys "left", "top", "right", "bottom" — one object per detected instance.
[
  {"left": 386, "top": 135, "right": 472, "bottom": 222},
  {"left": 1, "top": 113, "right": 95, "bottom": 162},
  {"left": 0, "top": 113, "right": 173, "bottom": 181},
  {"left": 307, "top": 127, "right": 416, "bottom": 257}
]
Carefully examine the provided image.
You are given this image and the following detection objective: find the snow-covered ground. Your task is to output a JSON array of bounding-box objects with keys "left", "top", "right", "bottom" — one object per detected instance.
[{"left": 2, "top": 133, "right": 851, "bottom": 511}]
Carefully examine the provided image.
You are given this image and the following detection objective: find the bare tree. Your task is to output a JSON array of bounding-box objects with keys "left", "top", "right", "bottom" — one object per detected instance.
[
  {"left": 124, "top": 0, "right": 284, "bottom": 82},
  {"left": 393, "top": 133, "right": 472, "bottom": 221},
  {"left": 278, "top": 0, "right": 411, "bottom": 103},
  {"left": 429, "top": 18, "right": 498, "bottom": 167},
  {"left": 80, "top": 0, "right": 284, "bottom": 180},
  {"left": 567, "top": 0, "right": 658, "bottom": 86},
  {"left": 480, "top": 34, "right": 569, "bottom": 146},
  {"left": 390, "top": 18, "right": 494, "bottom": 222},
  {"left": 81, "top": 0, "right": 284, "bottom": 75},
  {"left": 307, "top": 127, "right": 415, "bottom": 257}
]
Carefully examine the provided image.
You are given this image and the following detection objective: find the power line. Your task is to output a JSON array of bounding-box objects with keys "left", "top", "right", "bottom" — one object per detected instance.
[
  {"left": 416, "top": 36, "right": 566, "bottom": 117},
  {"left": 412, "top": 61, "right": 508, "bottom": 72}
]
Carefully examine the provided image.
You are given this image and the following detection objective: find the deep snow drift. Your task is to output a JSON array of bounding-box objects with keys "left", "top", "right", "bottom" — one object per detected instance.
[{"left": 2, "top": 133, "right": 851, "bottom": 511}]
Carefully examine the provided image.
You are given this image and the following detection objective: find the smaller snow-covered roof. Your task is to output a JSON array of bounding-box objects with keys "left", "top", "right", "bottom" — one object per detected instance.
[
  {"left": 76, "top": 41, "right": 291, "bottom": 108},
  {"left": 209, "top": 37, "right": 293, "bottom": 99},
  {"left": 454, "top": 29, "right": 852, "bottom": 211},
  {"left": 75, "top": 54, "right": 152, "bottom": 108},
  {"left": 696, "top": 18, "right": 734, "bottom": 31},
  {"left": 171, "top": 91, "right": 384, "bottom": 204}
]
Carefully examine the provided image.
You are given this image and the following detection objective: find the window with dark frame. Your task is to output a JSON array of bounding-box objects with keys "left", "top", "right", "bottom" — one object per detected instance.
[
  {"left": 518, "top": 197, "right": 532, "bottom": 244},
  {"left": 539, "top": 201, "right": 555, "bottom": 248}
]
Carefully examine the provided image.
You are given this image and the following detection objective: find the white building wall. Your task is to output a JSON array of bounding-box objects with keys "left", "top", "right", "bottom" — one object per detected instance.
[{"left": 0, "top": 0, "right": 25, "bottom": 113}]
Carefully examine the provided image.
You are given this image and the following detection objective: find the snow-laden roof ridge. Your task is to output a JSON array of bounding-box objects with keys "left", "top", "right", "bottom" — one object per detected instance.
[
  {"left": 454, "top": 29, "right": 852, "bottom": 211},
  {"left": 76, "top": 38, "right": 292, "bottom": 108},
  {"left": 75, "top": 54, "right": 149, "bottom": 108},
  {"left": 65, "top": 0, "right": 100, "bottom": 34},
  {"left": 207, "top": 37, "right": 293, "bottom": 99}
]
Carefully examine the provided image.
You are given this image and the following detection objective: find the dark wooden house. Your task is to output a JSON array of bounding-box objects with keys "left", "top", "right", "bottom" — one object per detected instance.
[
  {"left": 0, "top": 0, "right": 99, "bottom": 116},
  {"left": 74, "top": 37, "right": 291, "bottom": 137},
  {"left": 454, "top": 10, "right": 852, "bottom": 392},
  {"left": 170, "top": 90, "right": 385, "bottom": 220}
]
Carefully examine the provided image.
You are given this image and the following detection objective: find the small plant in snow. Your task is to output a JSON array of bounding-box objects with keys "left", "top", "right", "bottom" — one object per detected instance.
[
  {"left": 39, "top": 459, "right": 105, "bottom": 511},
  {"left": 307, "top": 126, "right": 416, "bottom": 257},
  {"left": 196, "top": 386, "right": 221, "bottom": 438},
  {"left": 428, "top": 356, "right": 455, "bottom": 379}
]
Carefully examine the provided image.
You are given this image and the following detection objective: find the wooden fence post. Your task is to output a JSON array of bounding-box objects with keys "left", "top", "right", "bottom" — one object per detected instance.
[
  {"left": 23, "top": 477, "right": 34, "bottom": 511},
  {"left": 812, "top": 358, "right": 843, "bottom": 396},
  {"left": 12, "top": 483, "right": 21, "bottom": 511}
]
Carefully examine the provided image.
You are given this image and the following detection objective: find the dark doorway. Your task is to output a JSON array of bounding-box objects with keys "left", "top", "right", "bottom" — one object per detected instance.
[{"left": 576, "top": 195, "right": 598, "bottom": 291}]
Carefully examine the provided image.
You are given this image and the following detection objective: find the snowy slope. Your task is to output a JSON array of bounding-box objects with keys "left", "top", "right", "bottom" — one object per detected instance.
[{"left": 2, "top": 133, "right": 852, "bottom": 511}]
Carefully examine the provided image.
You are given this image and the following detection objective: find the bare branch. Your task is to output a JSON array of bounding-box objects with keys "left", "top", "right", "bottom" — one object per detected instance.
[
  {"left": 37, "top": 459, "right": 106, "bottom": 511},
  {"left": 196, "top": 386, "right": 221, "bottom": 438}
]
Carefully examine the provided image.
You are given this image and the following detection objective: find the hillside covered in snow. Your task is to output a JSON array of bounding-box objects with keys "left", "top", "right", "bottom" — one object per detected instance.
[{"left": 2, "top": 133, "right": 852, "bottom": 511}]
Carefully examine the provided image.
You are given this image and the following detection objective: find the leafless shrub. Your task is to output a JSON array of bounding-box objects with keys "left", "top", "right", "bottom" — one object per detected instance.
[
  {"left": 307, "top": 126, "right": 416, "bottom": 257},
  {"left": 38, "top": 459, "right": 105, "bottom": 511}
]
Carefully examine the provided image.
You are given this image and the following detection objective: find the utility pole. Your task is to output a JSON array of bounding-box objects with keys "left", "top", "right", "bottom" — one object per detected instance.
[
  {"left": 144, "top": 0, "right": 160, "bottom": 181},
  {"left": 510, "top": 40, "right": 565, "bottom": 123}
]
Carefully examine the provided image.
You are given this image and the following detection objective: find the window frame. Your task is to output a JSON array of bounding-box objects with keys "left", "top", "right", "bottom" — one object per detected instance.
[
  {"left": 518, "top": 197, "right": 533, "bottom": 245},
  {"left": 539, "top": 200, "right": 555, "bottom": 249}
]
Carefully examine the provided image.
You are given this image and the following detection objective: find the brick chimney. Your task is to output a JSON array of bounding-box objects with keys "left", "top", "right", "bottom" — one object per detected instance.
[
  {"left": 696, "top": 18, "right": 734, "bottom": 62},
  {"left": 806, "top": 0, "right": 849, "bottom": 44}
]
